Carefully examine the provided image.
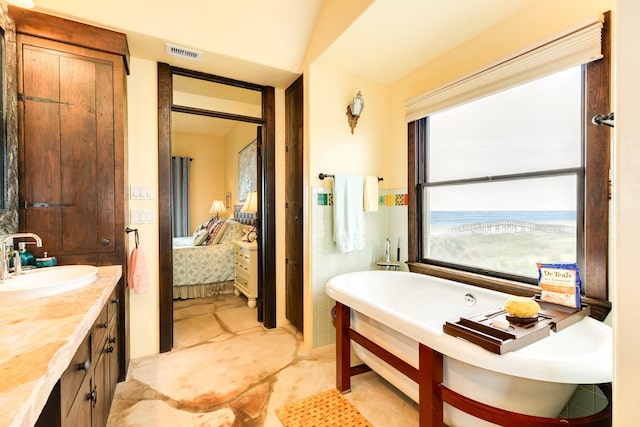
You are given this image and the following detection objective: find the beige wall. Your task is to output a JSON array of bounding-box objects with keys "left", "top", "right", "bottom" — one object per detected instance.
[
  {"left": 172, "top": 131, "right": 226, "bottom": 231},
  {"left": 303, "top": 63, "right": 390, "bottom": 346},
  {"left": 126, "top": 57, "right": 160, "bottom": 358},
  {"left": 307, "top": 65, "right": 390, "bottom": 187},
  {"left": 613, "top": 0, "right": 638, "bottom": 423}
]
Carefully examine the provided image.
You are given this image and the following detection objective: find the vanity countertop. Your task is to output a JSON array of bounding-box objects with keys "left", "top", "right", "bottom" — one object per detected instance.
[{"left": 0, "top": 265, "right": 122, "bottom": 427}]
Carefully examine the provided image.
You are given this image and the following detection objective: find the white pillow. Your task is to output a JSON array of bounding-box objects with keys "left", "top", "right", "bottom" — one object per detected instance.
[{"left": 193, "top": 228, "right": 209, "bottom": 246}]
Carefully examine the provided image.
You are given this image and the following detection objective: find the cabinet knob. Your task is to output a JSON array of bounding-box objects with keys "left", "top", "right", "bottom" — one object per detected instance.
[
  {"left": 106, "top": 346, "right": 114, "bottom": 353},
  {"left": 111, "top": 298, "right": 119, "bottom": 305},
  {"left": 86, "top": 387, "right": 97, "bottom": 402},
  {"left": 77, "top": 359, "right": 91, "bottom": 371},
  {"left": 101, "top": 238, "right": 110, "bottom": 246},
  {"left": 98, "top": 322, "right": 108, "bottom": 329},
  {"left": 108, "top": 337, "right": 116, "bottom": 344}
]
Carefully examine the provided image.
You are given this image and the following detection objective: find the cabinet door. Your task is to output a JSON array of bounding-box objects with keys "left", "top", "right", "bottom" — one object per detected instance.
[
  {"left": 63, "top": 373, "right": 92, "bottom": 427},
  {"left": 18, "top": 35, "right": 120, "bottom": 261},
  {"left": 92, "top": 352, "right": 109, "bottom": 427}
]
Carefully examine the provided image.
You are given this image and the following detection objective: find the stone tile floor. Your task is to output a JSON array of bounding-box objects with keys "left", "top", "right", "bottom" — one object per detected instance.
[{"left": 106, "top": 293, "right": 419, "bottom": 426}]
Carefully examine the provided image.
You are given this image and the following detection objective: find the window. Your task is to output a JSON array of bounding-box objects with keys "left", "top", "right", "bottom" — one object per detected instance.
[
  {"left": 407, "top": 14, "right": 611, "bottom": 319},
  {"left": 420, "top": 66, "right": 583, "bottom": 283}
]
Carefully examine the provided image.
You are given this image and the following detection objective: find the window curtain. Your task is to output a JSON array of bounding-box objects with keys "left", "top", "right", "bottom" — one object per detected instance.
[
  {"left": 172, "top": 156, "right": 192, "bottom": 237},
  {"left": 405, "top": 18, "right": 603, "bottom": 122}
]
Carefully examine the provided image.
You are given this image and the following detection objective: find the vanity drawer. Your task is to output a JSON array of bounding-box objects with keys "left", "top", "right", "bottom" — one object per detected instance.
[
  {"left": 60, "top": 332, "right": 91, "bottom": 417},
  {"left": 92, "top": 303, "right": 109, "bottom": 361},
  {"left": 107, "top": 288, "right": 118, "bottom": 323}
]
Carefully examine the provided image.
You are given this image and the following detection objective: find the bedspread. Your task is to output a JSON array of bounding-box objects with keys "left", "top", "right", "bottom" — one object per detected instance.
[{"left": 172, "top": 237, "right": 235, "bottom": 287}]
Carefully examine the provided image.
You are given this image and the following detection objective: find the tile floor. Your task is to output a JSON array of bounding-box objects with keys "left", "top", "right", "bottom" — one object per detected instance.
[{"left": 106, "top": 293, "right": 419, "bottom": 426}]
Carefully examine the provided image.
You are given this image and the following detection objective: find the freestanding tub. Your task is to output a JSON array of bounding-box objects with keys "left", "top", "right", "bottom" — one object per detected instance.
[{"left": 326, "top": 270, "right": 612, "bottom": 427}]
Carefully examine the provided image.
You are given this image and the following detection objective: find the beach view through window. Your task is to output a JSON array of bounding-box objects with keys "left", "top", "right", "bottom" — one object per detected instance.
[{"left": 423, "top": 66, "right": 582, "bottom": 279}]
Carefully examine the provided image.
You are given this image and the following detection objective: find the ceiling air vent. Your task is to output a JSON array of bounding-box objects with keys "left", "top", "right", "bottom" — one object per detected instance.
[{"left": 166, "top": 43, "right": 203, "bottom": 61}]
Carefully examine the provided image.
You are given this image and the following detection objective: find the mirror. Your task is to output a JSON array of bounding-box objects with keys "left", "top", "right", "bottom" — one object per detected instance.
[{"left": 0, "top": 4, "right": 18, "bottom": 234}]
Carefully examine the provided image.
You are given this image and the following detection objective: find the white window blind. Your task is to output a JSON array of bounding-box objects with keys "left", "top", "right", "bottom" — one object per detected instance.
[{"left": 405, "top": 18, "right": 603, "bottom": 122}]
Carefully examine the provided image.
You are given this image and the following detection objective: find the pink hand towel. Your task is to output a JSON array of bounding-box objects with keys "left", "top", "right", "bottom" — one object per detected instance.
[{"left": 128, "top": 246, "right": 150, "bottom": 294}]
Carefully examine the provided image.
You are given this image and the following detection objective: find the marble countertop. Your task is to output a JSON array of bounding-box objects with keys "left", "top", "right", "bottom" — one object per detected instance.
[{"left": 0, "top": 265, "right": 122, "bottom": 427}]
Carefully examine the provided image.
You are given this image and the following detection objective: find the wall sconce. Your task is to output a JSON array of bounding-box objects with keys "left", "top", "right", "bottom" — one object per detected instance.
[
  {"left": 209, "top": 199, "right": 226, "bottom": 221},
  {"left": 346, "top": 91, "right": 364, "bottom": 134}
]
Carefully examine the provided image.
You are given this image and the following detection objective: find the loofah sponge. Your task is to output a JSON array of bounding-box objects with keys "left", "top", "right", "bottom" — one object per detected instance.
[{"left": 503, "top": 296, "right": 540, "bottom": 318}]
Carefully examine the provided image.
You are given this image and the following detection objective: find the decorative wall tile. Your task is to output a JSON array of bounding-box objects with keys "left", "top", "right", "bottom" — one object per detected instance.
[
  {"left": 316, "top": 192, "right": 333, "bottom": 206},
  {"left": 317, "top": 193, "right": 328, "bottom": 206},
  {"left": 318, "top": 190, "right": 407, "bottom": 208}
]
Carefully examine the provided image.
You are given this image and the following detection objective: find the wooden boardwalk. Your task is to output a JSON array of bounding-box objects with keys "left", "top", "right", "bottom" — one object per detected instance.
[{"left": 447, "top": 220, "right": 575, "bottom": 235}]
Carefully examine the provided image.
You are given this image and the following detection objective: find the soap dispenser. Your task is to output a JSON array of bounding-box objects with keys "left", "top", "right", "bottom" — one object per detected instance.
[
  {"left": 385, "top": 238, "right": 391, "bottom": 262},
  {"left": 18, "top": 242, "right": 36, "bottom": 268}
]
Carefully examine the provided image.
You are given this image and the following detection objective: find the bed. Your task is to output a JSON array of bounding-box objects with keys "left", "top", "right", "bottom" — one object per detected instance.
[{"left": 172, "top": 218, "right": 249, "bottom": 299}]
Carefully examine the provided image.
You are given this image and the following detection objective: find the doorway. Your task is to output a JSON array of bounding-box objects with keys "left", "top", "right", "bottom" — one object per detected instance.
[{"left": 157, "top": 64, "right": 276, "bottom": 352}]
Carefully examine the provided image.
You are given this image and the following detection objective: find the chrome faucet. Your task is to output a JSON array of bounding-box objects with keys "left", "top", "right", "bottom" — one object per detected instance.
[
  {"left": 0, "top": 232, "right": 43, "bottom": 249},
  {"left": 0, "top": 251, "right": 8, "bottom": 281},
  {"left": 0, "top": 233, "right": 43, "bottom": 278}
]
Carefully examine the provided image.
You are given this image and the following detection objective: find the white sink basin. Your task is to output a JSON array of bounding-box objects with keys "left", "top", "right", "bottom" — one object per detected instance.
[{"left": 0, "top": 265, "right": 99, "bottom": 300}]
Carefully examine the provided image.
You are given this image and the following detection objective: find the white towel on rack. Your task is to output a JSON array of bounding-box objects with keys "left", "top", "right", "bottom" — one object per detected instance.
[
  {"left": 363, "top": 176, "right": 379, "bottom": 212},
  {"left": 333, "top": 174, "right": 365, "bottom": 253}
]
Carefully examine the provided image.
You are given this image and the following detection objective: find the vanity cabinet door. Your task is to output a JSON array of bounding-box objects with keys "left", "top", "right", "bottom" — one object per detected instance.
[
  {"left": 63, "top": 374, "right": 93, "bottom": 427},
  {"left": 60, "top": 334, "right": 91, "bottom": 418},
  {"left": 17, "top": 34, "right": 123, "bottom": 265},
  {"left": 35, "top": 294, "right": 118, "bottom": 427},
  {"left": 92, "top": 351, "right": 109, "bottom": 427}
]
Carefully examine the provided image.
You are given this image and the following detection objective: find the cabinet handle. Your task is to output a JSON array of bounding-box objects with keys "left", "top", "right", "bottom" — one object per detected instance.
[
  {"left": 111, "top": 298, "right": 119, "bottom": 305},
  {"left": 106, "top": 346, "right": 114, "bottom": 353},
  {"left": 77, "top": 359, "right": 91, "bottom": 371},
  {"left": 86, "top": 386, "right": 97, "bottom": 403},
  {"left": 98, "top": 322, "right": 108, "bottom": 329},
  {"left": 108, "top": 337, "right": 116, "bottom": 344}
]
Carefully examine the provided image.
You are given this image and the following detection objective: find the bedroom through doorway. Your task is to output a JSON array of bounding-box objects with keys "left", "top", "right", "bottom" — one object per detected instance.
[
  {"left": 170, "top": 112, "right": 260, "bottom": 301},
  {"left": 158, "top": 64, "right": 277, "bottom": 352}
]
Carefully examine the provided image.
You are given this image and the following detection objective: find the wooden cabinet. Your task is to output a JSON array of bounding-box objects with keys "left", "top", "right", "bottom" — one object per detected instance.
[
  {"left": 36, "top": 289, "right": 119, "bottom": 427},
  {"left": 10, "top": 4, "right": 129, "bottom": 387},
  {"left": 234, "top": 240, "right": 258, "bottom": 308},
  {"left": 15, "top": 23, "right": 126, "bottom": 267}
]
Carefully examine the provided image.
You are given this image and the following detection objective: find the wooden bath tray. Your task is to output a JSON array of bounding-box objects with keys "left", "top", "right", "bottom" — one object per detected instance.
[{"left": 443, "top": 301, "right": 590, "bottom": 354}]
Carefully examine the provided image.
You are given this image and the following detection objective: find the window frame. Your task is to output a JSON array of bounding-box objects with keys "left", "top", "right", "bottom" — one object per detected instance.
[
  {"left": 419, "top": 164, "right": 585, "bottom": 285},
  {"left": 407, "top": 12, "right": 611, "bottom": 320}
]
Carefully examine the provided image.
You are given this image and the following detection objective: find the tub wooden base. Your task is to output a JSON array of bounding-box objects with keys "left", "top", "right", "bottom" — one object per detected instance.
[{"left": 335, "top": 302, "right": 611, "bottom": 427}]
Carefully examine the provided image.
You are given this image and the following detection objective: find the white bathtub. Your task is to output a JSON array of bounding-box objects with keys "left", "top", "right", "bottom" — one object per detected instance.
[{"left": 326, "top": 270, "right": 612, "bottom": 427}]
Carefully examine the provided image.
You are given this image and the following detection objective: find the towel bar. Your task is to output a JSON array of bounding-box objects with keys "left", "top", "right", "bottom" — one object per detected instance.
[{"left": 319, "top": 173, "right": 383, "bottom": 182}]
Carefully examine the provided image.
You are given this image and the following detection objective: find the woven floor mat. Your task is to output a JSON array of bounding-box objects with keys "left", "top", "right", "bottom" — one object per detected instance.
[{"left": 275, "top": 389, "right": 372, "bottom": 427}]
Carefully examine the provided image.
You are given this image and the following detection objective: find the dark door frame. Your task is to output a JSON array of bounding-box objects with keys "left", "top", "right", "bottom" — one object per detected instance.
[{"left": 157, "top": 63, "right": 277, "bottom": 353}]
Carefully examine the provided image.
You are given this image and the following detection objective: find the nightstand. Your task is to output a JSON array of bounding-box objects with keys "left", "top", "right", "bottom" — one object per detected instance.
[{"left": 233, "top": 240, "right": 258, "bottom": 308}]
